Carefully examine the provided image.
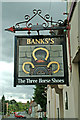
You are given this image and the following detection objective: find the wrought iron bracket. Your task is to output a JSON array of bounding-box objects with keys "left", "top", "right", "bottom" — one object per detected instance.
[{"left": 5, "top": 9, "right": 70, "bottom": 35}]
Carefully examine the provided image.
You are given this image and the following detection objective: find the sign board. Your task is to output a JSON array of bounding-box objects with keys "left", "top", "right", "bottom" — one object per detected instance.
[{"left": 14, "top": 35, "right": 68, "bottom": 86}]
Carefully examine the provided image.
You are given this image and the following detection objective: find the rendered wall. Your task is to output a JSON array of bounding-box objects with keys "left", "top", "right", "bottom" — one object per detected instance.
[{"left": 63, "top": 2, "right": 80, "bottom": 118}]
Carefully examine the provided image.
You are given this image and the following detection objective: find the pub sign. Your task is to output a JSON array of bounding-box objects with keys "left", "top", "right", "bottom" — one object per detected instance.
[{"left": 14, "top": 35, "right": 68, "bottom": 86}]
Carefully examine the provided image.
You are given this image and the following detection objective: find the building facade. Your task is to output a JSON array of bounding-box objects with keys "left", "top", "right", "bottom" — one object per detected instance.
[
  {"left": 47, "top": 1, "right": 80, "bottom": 119},
  {"left": 29, "top": 100, "right": 38, "bottom": 118},
  {"left": 63, "top": 1, "right": 80, "bottom": 119}
]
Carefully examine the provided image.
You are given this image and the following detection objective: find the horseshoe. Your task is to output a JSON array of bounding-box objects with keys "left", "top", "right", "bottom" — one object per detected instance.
[
  {"left": 47, "top": 61, "right": 60, "bottom": 73},
  {"left": 22, "top": 62, "right": 34, "bottom": 74},
  {"left": 32, "top": 47, "right": 49, "bottom": 61}
]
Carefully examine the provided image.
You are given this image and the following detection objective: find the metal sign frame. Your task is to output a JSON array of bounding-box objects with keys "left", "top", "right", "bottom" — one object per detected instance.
[{"left": 14, "top": 35, "right": 68, "bottom": 87}]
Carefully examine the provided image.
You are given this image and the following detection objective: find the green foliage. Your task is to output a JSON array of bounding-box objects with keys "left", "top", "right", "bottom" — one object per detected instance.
[
  {"left": 26, "top": 101, "right": 30, "bottom": 113},
  {"left": 33, "top": 85, "right": 47, "bottom": 112},
  {"left": 8, "top": 101, "right": 30, "bottom": 113},
  {"left": 1, "top": 95, "right": 5, "bottom": 115},
  {"left": 1, "top": 95, "right": 5, "bottom": 102},
  {"left": 9, "top": 99, "right": 17, "bottom": 104},
  {"left": 1, "top": 95, "right": 30, "bottom": 114},
  {"left": 5, "top": 100, "right": 10, "bottom": 104},
  {"left": 4, "top": 104, "right": 7, "bottom": 115}
]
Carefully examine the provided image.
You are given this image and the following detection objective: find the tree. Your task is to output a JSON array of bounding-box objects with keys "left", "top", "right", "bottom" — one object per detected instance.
[
  {"left": 9, "top": 99, "right": 17, "bottom": 104},
  {"left": 5, "top": 100, "right": 10, "bottom": 104},
  {"left": 33, "top": 85, "right": 47, "bottom": 112},
  {"left": 4, "top": 104, "right": 7, "bottom": 115},
  {"left": 26, "top": 101, "right": 30, "bottom": 113},
  {"left": 1, "top": 95, "right": 5, "bottom": 102},
  {"left": 1, "top": 95, "right": 5, "bottom": 115}
]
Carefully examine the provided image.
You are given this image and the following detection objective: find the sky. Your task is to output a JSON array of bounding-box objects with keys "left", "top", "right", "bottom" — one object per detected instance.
[{"left": 0, "top": 1, "right": 67, "bottom": 103}]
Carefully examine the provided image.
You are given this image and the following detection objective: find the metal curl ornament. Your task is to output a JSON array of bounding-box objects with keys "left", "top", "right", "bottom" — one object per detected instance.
[
  {"left": 33, "top": 9, "right": 37, "bottom": 14},
  {"left": 37, "top": 9, "right": 42, "bottom": 15},
  {"left": 24, "top": 15, "right": 30, "bottom": 20},
  {"left": 27, "top": 23, "right": 32, "bottom": 28},
  {"left": 42, "top": 22, "right": 49, "bottom": 28},
  {"left": 15, "top": 24, "right": 20, "bottom": 28},
  {"left": 45, "top": 14, "right": 50, "bottom": 20},
  {"left": 58, "top": 20, "right": 64, "bottom": 25}
]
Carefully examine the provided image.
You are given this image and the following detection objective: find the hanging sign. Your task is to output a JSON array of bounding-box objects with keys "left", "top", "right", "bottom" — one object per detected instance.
[{"left": 14, "top": 35, "right": 68, "bottom": 86}]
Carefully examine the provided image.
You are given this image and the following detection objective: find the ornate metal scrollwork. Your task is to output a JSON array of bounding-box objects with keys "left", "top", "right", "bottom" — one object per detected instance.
[
  {"left": 27, "top": 23, "right": 32, "bottom": 28},
  {"left": 33, "top": 9, "right": 38, "bottom": 14},
  {"left": 14, "top": 9, "right": 52, "bottom": 28},
  {"left": 24, "top": 15, "right": 30, "bottom": 20},
  {"left": 42, "top": 22, "right": 49, "bottom": 28},
  {"left": 5, "top": 9, "right": 69, "bottom": 34},
  {"left": 15, "top": 24, "right": 20, "bottom": 28},
  {"left": 37, "top": 9, "right": 42, "bottom": 15},
  {"left": 45, "top": 14, "right": 50, "bottom": 20},
  {"left": 58, "top": 20, "right": 64, "bottom": 25}
]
